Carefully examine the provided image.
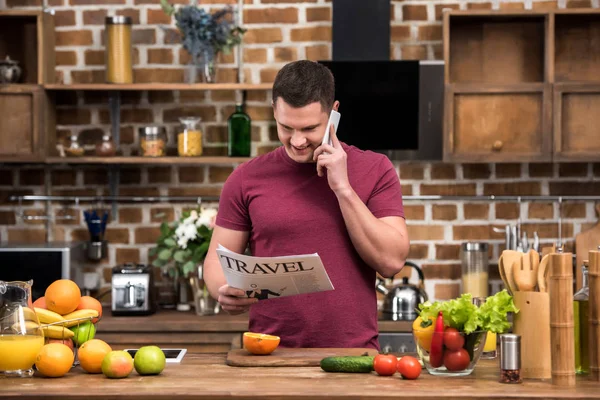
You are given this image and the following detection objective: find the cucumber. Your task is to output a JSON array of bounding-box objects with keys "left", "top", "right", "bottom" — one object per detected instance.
[{"left": 320, "top": 356, "right": 375, "bottom": 373}]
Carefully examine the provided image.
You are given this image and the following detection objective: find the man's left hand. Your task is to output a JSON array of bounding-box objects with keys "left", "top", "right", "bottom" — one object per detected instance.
[{"left": 313, "top": 123, "right": 351, "bottom": 195}]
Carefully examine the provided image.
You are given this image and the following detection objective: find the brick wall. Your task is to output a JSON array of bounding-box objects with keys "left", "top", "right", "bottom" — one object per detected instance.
[{"left": 2, "top": 0, "right": 599, "bottom": 302}]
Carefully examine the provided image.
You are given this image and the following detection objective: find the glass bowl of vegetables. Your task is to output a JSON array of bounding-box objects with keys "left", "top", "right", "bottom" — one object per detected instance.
[{"left": 413, "top": 290, "right": 518, "bottom": 377}]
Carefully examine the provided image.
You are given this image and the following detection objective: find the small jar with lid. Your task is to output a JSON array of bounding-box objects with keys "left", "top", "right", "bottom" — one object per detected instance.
[
  {"left": 65, "top": 134, "right": 85, "bottom": 157},
  {"left": 499, "top": 334, "right": 522, "bottom": 384},
  {"left": 177, "top": 117, "right": 203, "bottom": 157},
  {"left": 140, "top": 126, "right": 167, "bottom": 157},
  {"left": 105, "top": 16, "right": 133, "bottom": 84},
  {"left": 95, "top": 133, "right": 117, "bottom": 157}
]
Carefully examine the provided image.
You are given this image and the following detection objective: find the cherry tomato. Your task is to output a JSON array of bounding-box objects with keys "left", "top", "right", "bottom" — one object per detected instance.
[
  {"left": 443, "top": 327, "right": 465, "bottom": 351},
  {"left": 373, "top": 354, "right": 398, "bottom": 376},
  {"left": 396, "top": 355, "right": 422, "bottom": 380},
  {"left": 443, "top": 348, "right": 470, "bottom": 371}
]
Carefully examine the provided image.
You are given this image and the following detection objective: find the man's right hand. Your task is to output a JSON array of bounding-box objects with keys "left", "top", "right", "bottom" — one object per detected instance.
[{"left": 217, "top": 284, "right": 258, "bottom": 315}]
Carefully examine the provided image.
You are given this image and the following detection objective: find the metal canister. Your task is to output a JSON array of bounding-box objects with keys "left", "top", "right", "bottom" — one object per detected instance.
[
  {"left": 499, "top": 334, "right": 522, "bottom": 383},
  {"left": 461, "top": 242, "right": 489, "bottom": 298},
  {"left": 105, "top": 16, "right": 133, "bottom": 84}
]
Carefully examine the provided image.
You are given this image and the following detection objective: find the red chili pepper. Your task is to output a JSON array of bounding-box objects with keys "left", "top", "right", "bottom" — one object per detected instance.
[{"left": 429, "top": 311, "right": 445, "bottom": 368}]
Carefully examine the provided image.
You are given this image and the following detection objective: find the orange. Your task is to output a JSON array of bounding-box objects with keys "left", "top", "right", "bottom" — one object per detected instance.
[
  {"left": 33, "top": 296, "right": 46, "bottom": 309},
  {"left": 78, "top": 339, "right": 112, "bottom": 374},
  {"left": 243, "top": 332, "right": 280, "bottom": 355},
  {"left": 35, "top": 343, "right": 74, "bottom": 378},
  {"left": 45, "top": 279, "right": 81, "bottom": 315},
  {"left": 76, "top": 296, "right": 103, "bottom": 324}
]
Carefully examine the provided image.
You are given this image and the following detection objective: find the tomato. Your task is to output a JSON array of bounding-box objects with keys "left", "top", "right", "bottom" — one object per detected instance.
[
  {"left": 396, "top": 355, "right": 422, "bottom": 380},
  {"left": 373, "top": 354, "right": 398, "bottom": 376},
  {"left": 443, "top": 327, "right": 465, "bottom": 351},
  {"left": 443, "top": 348, "right": 470, "bottom": 372}
]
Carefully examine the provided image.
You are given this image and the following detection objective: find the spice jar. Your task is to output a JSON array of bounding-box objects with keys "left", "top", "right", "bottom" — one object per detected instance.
[
  {"left": 140, "top": 126, "right": 167, "bottom": 157},
  {"left": 178, "top": 117, "right": 203, "bottom": 157},
  {"left": 65, "top": 134, "right": 85, "bottom": 157},
  {"left": 499, "top": 334, "right": 522, "bottom": 384},
  {"left": 95, "top": 133, "right": 117, "bottom": 157},
  {"left": 105, "top": 16, "right": 133, "bottom": 84}
]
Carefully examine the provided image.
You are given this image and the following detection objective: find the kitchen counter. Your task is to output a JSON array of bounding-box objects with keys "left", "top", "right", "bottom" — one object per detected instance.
[
  {"left": 98, "top": 307, "right": 413, "bottom": 333},
  {"left": 1, "top": 354, "right": 598, "bottom": 399}
]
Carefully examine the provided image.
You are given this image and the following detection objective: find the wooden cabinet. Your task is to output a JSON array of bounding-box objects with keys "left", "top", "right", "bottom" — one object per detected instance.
[
  {"left": 443, "top": 11, "right": 552, "bottom": 163},
  {"left": 444, "top": 10, "right": 600, "bottom": 163},
  {"left": 0, "top": 85, "right": 52, "bottom": 162},
  {"left": 552, "top": 10, "right": 600, "bottom": 161}
]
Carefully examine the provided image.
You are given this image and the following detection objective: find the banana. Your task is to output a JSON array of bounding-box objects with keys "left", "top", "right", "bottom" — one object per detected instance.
[
  {"left": 61, "top": 309, "right": 99, "bottom": 327},
  {"left": 35, "top": 307, "right": 65, "bottom": 325},
  {"left": 11, "top": 320, "right": 42, "bottom": 334},
  {"left": 42, "top": 325, "right": 74, "bottom": 339},
  {"left": 21, "top": 307, "right": 38, "bottom": 322}
]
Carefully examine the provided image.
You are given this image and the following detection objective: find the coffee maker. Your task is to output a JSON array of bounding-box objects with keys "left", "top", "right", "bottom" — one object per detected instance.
[{"left": 111, "top": 263, "right": 156, "bottom": 316}]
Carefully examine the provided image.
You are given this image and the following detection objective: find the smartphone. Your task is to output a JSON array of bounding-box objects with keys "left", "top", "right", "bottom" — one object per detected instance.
[
  {"left": 321, "top": 110, "right": 341, "bottom": 147},
  {"left": 125, "top": 348, "right": 187, "bottom": 364}
]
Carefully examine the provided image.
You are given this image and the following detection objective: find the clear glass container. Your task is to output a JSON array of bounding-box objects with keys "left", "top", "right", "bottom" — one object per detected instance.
[
  {"left": 65, "top": 134, "right": 85, "bottom": 157},
  {"left": 139, "top": 126, "right": 167, "bottom": 157},
  {"left": 574, "top": 261, "right": 590, "bottom": 375},
  {"left": 228, "top": 103, "right": 251, "bottom": 157},
  {"left": 95, "top": 133, "right": 116, "bottom": 157},
  {"left": 177, "top": 117, "right": 203, "bottom": 157},
  {"left": 461, "top": 242, "right": 489, "bottom": 298},
  {"left": 472, "top": 297, "right": 497, "bottom": 359},
  {"left": 0, "top": 280, "right": 44, "bottom": 377},
  {"left": 105, "top": 16, "right": 133, "bottom": 84}
]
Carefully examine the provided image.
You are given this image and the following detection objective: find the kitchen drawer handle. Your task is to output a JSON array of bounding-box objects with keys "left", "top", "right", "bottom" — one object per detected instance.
[{"left": 492, "top": 140, "right": 503, "bottom": 151}]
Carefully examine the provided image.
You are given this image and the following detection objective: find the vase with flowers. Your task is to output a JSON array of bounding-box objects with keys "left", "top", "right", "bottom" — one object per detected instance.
[
  {"left": 150, "top": 207, "right": 217, "bottom": 311},
  {"left": 161, "top": 0, "right": 246, "bottom": 83}
]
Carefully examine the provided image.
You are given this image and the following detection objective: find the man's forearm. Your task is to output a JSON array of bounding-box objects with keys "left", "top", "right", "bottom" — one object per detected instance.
[
  {"left": 335, "top": 188, "right": 409, "bottom": 278},
  {"left": 203, "top": 255, "right": 227, "bottom": 300}
]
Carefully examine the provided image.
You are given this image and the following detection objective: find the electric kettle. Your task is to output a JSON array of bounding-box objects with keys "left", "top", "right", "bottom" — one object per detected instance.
[{"left": 376, "top": 261, "right": 428, "bottom": 321}]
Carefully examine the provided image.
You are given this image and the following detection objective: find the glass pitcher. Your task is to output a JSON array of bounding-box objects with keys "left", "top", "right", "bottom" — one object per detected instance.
[{"left": 0, "top": 280, "right": 44, "bottom": 377}]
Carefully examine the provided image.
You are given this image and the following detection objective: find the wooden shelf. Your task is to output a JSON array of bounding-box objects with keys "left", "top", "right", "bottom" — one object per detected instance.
[
  {"left": 44, "top": 156, "right": 252, "bottom": 165},
  {"left": 44, "top": 83, "right": 273, "bottom": 91}
]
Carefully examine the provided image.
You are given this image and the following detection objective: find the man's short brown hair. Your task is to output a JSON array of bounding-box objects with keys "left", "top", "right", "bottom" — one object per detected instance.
[{"left": 272, "top": 60, "right": 335, "bottom": 112}]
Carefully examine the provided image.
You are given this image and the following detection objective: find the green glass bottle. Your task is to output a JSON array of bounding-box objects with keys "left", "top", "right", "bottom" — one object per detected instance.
[{"left": 227, "top": 103, "right": 251, "bottom": 157}]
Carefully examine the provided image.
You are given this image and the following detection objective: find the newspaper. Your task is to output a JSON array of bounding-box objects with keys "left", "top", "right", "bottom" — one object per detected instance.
[{"left": 216, "top": 244, "right": 335, "bottom": 300}]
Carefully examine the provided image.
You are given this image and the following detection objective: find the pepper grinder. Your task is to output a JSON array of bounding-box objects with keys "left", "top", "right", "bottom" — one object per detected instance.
[
  {"left": 589, "top": 248, "right": 600, "bottom": 381},
  {"left": 548, "top": 251, "right": 576, "bottom": 386}
]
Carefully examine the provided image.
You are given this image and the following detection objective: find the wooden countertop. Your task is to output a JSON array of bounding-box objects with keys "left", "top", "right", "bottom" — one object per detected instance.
[
  {"left": 99, "top": 308, "right": 412, "bottom": 333},
  {"left": 1, "top": 354, "right": 598, "bottom": 399}
]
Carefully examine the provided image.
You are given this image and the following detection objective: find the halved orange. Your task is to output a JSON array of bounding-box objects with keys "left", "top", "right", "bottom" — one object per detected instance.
[{"left": 243, "top": 332, "right": 280, "bottom": 355}]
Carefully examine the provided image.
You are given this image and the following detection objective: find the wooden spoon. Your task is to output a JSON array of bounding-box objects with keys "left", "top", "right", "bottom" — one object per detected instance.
[
  {"left": 501, "top": 250, "right": 521, "bottom": 294},
  {"left": 512, "top": 252, "right": 537, "bottom": 292},
  {"left": 498, "top": 255, "right": 512, "bottom": 295},
  {"left": 537, "top": 254, "right": 550, "bottom": 293}
]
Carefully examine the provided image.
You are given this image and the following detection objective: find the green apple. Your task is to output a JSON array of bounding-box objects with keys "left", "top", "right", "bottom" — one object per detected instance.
[
  {"left": 134, "top": 346, "right": 166, "bottom": 375},
  {"left": 69, "top": 321, "right": 96, "bottom": 345}
]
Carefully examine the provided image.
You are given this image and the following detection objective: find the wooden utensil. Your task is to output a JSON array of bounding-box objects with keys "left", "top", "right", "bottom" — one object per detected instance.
[
  {"left": 498, "top": 255, "right": 512, "bottom": 295},
  {"left": 501, "top": 250, "right": 520, "bottom": 294},
  {"left": 589, "top": 249, "right": 600, "bottom": 381},
  {"left": 538, "top": 254, "right": 550, "bottom": 293},
  {"left": 575, "top": 203, "right": 600, "bottom": 290},
  {"left": 512, "top": 252, "right": 537, "bottom": 292},
  {"left": 226, "top": 348, "right": 378, "bottom": 367}
]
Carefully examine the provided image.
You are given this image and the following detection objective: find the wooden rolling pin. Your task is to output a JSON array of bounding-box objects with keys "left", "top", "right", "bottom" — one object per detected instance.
[
  {"left": 589, "top": 249, "right": 600, "bottom": 381},
  {"left": 549, "top": 252, "right": 576, "bottom": 386}
]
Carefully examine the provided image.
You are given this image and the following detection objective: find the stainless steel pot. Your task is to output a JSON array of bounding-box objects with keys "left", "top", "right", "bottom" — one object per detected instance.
[{"left": 376, "top": 261, "right": 428, "bottom": 321}]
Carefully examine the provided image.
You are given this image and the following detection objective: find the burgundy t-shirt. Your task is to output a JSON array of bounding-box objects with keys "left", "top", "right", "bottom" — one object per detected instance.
[{"left": 215, "top": 143, "right": 404, "bottom": 349}]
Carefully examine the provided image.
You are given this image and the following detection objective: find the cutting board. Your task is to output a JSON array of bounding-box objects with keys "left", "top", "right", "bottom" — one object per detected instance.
[
  {"left": 575, "top": 203, "right": 600, "bottom": 289},
  {"left": 226, "top": 347, "right": 378, "bottom": 367}
]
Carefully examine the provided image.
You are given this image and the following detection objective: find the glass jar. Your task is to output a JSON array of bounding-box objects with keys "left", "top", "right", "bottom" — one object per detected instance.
[
  {"left": 65, "top": 134, "right": 85, "bottom": 157},
  {"left": 105, "top": 16, "right": 133, "bottom": 84},
  {"left": 461, "top": 242, "right": 489, "bottom": 298},
  {"left": 140, "top": 126, "right": 167, "bottom": 157},
  {"left": 177, "top": 117, "right": 203, "bottom": 157},
  {"left": 95, "top": 133, "right": 116, "bottom": 157}
]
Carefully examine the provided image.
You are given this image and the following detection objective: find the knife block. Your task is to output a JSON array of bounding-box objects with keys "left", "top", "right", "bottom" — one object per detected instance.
[{"left": 513, "top": 291, "right": 551, "bottom": 379}]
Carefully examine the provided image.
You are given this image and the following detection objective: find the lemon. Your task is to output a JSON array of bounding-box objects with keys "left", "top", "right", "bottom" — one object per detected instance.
[{"left": 412, "top": 316, "right": 435, "bottom": 352}]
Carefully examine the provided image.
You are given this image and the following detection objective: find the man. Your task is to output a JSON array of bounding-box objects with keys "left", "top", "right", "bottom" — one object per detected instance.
[{"left": 204, "top": 60, "right": 409, "bottom": 349}]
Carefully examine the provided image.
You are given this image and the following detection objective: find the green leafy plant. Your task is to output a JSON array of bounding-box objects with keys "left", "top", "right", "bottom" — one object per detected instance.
[
  {"left": 149, "top": 207, "right": 217, "bottom": 279},
  {"left": 418, "top": 290, "right": 519, "bottom": 334}
]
